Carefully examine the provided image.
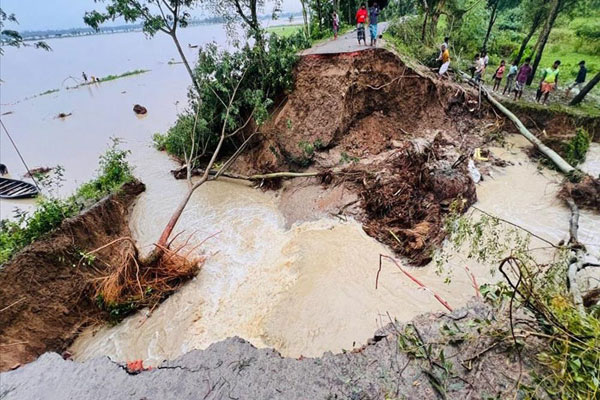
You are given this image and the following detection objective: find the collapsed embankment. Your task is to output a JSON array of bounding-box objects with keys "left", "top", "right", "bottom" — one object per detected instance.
[
  {"left": 0, "top": 181, "right": 145, "bottom": 371},
  {"left": 502, "top": 100, "right": 600, "bottom": 142},
  {"left": 237, "top": 48, "right": 495, "bottom": 264}
]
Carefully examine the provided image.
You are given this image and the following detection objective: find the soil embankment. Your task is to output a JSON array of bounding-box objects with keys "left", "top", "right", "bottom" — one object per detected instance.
[
  {"left": 502, "top": 100, "right": 600, "bottom": 142},
  {"left": 0, "top": 181, "right": 145, "bottom": 371}
]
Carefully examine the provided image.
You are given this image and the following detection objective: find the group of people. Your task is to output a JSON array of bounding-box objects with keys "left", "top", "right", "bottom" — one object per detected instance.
[
  {"left": 488, "top": 57, "right": 587, "bottom": 104},
  {"left": 335, "top": 2, "right": 379, "bottom": 46},
  {"left": 438, "top": 39, "right": 591, "bottom": 105}
]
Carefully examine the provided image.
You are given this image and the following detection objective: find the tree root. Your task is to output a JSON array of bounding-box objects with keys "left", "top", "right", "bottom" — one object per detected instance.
[{"left": 83, "top": 234, "right": 206, "bottom": 314}]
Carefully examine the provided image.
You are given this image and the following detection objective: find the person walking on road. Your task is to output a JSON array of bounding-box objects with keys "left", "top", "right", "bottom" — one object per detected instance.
[
  {"left": 368, "top": 2, "right": 380, "bottom": 46},
  {"left": 513, "top": 57, "right": 532, "bottom": 101},
  {"left": 356, "top": 3, "right": 368, "bottom": 45},
  {"left": 332, "top": 11, "right": 340, "bottom": 40},
  {"left": 503, "top": 60, "right": 518, "bottom": 95},
  {"left": 536, "top": 60, "right": 560, "bottom": 104},
  {"left": 566, "top": 60, "right": 587, "bottom": 98}
]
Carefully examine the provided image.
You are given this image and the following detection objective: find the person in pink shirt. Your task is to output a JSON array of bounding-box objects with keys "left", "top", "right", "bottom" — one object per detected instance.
[{"left": 492, "top": 60, "right": 506, "bottom": 92}]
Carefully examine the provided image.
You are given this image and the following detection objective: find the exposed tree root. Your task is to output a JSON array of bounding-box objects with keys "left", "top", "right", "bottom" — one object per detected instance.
[{"left": 85, "top": 235, "right": 205, "bottom": 312}]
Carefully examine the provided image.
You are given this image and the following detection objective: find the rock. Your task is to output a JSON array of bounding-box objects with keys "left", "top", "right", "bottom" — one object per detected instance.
[{"left": 133, "top": 104, "right": 147, "bottom": 115}]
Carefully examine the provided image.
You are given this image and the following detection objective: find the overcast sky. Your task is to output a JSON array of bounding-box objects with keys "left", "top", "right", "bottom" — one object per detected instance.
[{"left": 2, "top": 0, "right": 302, "bottom": 31}]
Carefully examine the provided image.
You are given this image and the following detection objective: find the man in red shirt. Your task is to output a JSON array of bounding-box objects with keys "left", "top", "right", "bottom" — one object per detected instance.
[{"left": 356, "top": 3, "right": 368, "bottom": 45}]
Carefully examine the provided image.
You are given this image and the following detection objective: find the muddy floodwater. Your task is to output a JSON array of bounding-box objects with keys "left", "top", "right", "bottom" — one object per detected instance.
[
  {"left": 69, "top": 135, "right": 600, "bottom": 364},
  {"left": 2, "top": 26, "right": 599, "bottom": 366}
]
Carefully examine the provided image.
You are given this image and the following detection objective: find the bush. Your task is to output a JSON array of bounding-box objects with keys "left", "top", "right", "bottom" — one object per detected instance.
[
  {"left": 0, "top": 140, "right": 133, "bottom": 265},
  {"left": 563, "top": 127, "right": 591, "bottom": 166},
  {"left": 158, "top": 31, "right": 311, "bottom": 162}
]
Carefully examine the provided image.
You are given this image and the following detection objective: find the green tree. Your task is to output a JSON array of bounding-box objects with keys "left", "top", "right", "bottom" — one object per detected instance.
[
  {"left": 481, "top": 0, "right": 519, "bottom": 51},
  {"left": 513, "top": 0, "right": 548, "bottom": 64},
  {"left": 526, "top": 0, "right": 577, "bottom": 85},
  {"left": 203, "top": 0, "right": 284, "bottom": 46},
  {"left": 84, "top": 0, "right": 201, "bottom": 93},
  {"left": 0, "top": 9, "right": 51, "bottom": 55}
]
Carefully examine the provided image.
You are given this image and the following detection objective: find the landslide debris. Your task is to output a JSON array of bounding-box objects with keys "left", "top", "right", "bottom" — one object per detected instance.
[{"left": 236, "top": 48, "right": 493, "bottom": 264}]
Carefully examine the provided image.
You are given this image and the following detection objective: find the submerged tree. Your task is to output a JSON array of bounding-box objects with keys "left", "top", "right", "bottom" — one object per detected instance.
[
  {"left": 0, "top": 9, "right": 51, "bottom": 54},
  {"left": 84, "top": 0, "right": 201, "bottom": 93}
]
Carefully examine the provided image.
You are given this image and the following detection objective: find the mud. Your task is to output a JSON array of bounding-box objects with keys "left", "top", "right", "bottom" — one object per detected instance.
[
  {"left": 0, "top": 181, "right": 145, "bottom": 371},
  {"left": 236, "top": 48, "right": 490, "bottom": 264},
  {"left": 0, "top": 302, "right": 537, "bottom": 400},
  {"left": 502, "top": 101, "right": 600, "bottom": 141}
]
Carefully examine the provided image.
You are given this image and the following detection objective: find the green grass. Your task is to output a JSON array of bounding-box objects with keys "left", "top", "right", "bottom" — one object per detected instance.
[
  {"left": 38, "top": 88, "right": 59, "bottom": 96},
  {"left": 98, "top": 69, "right": 149, "bottom": 83},
  {"left": 266, "top": 24, "right": 304, "bottom": 38},
  {"left": 0, "top": 140, "right": 133, "bottom": 265}
]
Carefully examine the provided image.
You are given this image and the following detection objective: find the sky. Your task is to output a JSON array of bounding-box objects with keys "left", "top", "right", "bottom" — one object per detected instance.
[{"left": 1, "top": 0, "right": 302, "bottom": 31}]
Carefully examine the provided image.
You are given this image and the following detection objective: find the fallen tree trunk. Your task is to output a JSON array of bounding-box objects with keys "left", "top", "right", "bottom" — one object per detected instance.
[
  {"left": 458, "top": 72, "right": 575, "bottom": 175},
  {"left": 172, "top": 166, "right": 322, "bottom": 181}
]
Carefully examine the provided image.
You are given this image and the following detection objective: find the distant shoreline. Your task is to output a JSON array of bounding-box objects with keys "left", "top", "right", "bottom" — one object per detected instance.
[{"left": 15, "top": 13, "right": 303, "bottom": 43}]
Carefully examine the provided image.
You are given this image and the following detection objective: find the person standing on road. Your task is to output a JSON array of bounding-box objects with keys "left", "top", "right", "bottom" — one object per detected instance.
[
  {"left": 356, "top": 3, "right": 368, "bottom": 45},
  {"left": 438, "top": 43, "right": 450, "bottom": 78},
  {"left": 513, "top": 57, "right": 532, "bottom": 101},
  {"left": 492, "top": 60, "right": 506, "bottom": 92},
  {"left": 332, "top": 11, "right": 340, "bottom": 40},
  {"left": 503, "top": 60, "right": 518, "bottom": 95},
  {"left": 566, "top": 60, "right": 587, "bottom": 98},
  {"left": 368, "top": 2, "right": 380, "bottom": 46},
  {"left": 536, "top": 60, "right": 560, "bottom": 105}
]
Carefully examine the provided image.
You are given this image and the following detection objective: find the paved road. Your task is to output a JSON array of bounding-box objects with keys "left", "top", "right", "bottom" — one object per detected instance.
[{"left": 302, "top": 21, "right": 389, "bottom": 55}]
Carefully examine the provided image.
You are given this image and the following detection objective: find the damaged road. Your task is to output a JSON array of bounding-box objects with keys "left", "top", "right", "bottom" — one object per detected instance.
[{"left": 0, "top": 303, "right": 533, "bottom": 400}]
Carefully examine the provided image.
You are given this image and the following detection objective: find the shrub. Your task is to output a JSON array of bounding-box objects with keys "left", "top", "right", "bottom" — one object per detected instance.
[
  {"left": 158, "top": 31, "right": 311, "bottom": 162},
  {"left": 563, "top": 127, "right": 591, "bottom": 166},
  {"left": 0, "top": 139, "right": 133, "bottom": 265}
]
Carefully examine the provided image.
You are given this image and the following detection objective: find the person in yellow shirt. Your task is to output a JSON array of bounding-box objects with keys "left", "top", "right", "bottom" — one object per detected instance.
[
  {"left": 537, "top": 60, "right": 561, "bottom": 105},
  {"left": 438, "top": 43, "right": 450, "bottom": 78}
]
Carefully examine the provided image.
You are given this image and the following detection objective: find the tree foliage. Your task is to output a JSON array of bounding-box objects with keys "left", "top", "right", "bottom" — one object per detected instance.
[
  {"left": 0, "top": 8, "right": 51, "bottom": 54},
  {"left": 155, "top": 31, "right": 311, "bottom": 161}
]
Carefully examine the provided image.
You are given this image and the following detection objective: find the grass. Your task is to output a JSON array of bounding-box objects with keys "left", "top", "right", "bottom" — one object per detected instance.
[
  {"left": 0, "top": 139, "right": 134, "bottom": 265},
  {"left": 97, "top": 69, "right": 149, "bottom": 83},
  {"left": 38, "top": 88, "right": 59, "bottom": 96},
  {"left": 266, "top": 24, "right": 304, "bottom": 38}
]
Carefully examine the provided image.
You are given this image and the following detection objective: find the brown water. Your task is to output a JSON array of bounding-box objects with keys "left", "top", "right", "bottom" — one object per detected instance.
[{"left": 69, "top": 135, "right": 600, "bottom": 364}]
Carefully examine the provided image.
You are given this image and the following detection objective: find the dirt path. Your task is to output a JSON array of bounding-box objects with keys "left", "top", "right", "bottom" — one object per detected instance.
[{"left": 302, "top": 22, "right": 389, "bottom": 55}]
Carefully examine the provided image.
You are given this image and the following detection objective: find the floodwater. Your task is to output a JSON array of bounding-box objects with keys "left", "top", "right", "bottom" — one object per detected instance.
[
  {"left": 1, "top": 26, "right": 599, "bottom": 366},
  {"left": 0, "top": 25, "right": 229, "bottom": 219},
  {"left": 69, "top": 135, "right": 600, "bottom": 363}
]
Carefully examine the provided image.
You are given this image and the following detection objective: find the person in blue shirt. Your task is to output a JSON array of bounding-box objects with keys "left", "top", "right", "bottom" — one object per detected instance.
[{"left": 368, "top": 2, "right": 380, "bottom": 46}]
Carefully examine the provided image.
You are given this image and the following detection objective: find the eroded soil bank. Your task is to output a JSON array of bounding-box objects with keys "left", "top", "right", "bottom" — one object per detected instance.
[{"left": 0, "top": 181, "right": 145, "bottom": 371}]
